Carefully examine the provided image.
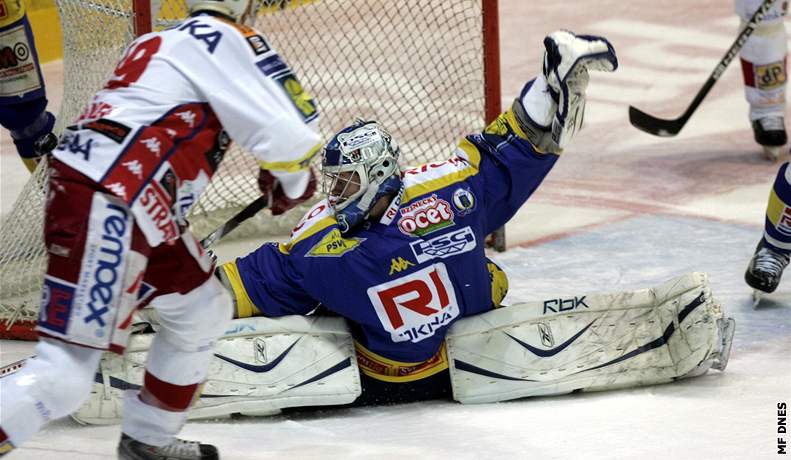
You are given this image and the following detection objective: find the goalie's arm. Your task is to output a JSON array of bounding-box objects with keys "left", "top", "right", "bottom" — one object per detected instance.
[
  {"left": 215, "top": 243, "right": 320, "bottom": 319},
  {"left": 457, "top": 77, "right": 560, "bottom": 234}
]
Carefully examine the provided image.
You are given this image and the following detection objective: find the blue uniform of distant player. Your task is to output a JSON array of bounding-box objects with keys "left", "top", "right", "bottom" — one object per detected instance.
[{"left": 222, "top": 107, "right": 558, "bottom": 374}]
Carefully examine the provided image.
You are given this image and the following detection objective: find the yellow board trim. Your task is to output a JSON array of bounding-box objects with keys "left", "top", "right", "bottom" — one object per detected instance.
[
  {"left": 27, "top": 6, "right": 62, "bottom": 63},
  {"left": 355, "top": 341, "right": 449, "bottom": 383},
  {"left": 221, "top": 261, "right": 260, "bottom": 318}
]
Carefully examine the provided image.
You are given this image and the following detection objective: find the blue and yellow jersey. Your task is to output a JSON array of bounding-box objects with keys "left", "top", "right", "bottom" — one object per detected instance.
[{"left": 224, "top": 97, "right": 559, "bottom": 375}]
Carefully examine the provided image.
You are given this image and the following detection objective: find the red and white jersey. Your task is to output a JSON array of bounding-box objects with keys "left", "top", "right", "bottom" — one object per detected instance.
[{"left": 52, "top": 13, "right": 321, "bottom": 246}]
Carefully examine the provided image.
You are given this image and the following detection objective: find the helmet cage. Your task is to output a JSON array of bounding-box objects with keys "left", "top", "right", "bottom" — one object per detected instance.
[{"left": 321, "top": 121, "right": 399, "bottom": 212}]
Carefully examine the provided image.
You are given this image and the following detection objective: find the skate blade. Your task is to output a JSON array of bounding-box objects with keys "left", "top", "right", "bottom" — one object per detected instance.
[
  {"left": 752, "top": 290, "right": 764, "bottom": 308},
  {"left": 710, "top": 317, "right": 736, "bottom": 372},
  {"left": 762, "top": 145, "right": 783, "bottom": 162}
]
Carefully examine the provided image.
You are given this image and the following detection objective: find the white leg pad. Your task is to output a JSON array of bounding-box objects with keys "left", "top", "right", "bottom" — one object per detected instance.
[
  {"left": 446, "top": 272, "right": 735, "bottom": 404},
  {"left": 73, "top": 315, "right": 361, "bottom": 424}
]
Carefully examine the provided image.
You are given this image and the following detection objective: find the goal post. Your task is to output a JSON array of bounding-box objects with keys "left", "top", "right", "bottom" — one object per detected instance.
[{"left": 0, "top": 0, "right": 501, "bottom": 339}]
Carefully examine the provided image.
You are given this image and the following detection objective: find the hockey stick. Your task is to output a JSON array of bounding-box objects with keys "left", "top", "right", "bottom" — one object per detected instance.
[
  {"left": 0, "top": 195, "right": 271, "bottom": 379},
  {"left": 0, "top": 357, "right": 28, "bottom": 378},
  {"left": 628, "top": 0, "right": 778, "bottom": 137},
  {"left": 199, "top": 194, "right": 270, "bottom": 249}
]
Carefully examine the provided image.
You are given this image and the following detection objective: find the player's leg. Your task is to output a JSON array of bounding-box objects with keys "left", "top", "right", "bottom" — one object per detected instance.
[
  {"left": 735, "top": 0, "right": 788, "bottom": 160},
  {"left": 446, "top": 272, "right": 734, "bottom": 404},
  {"left": 745, "top": 162, "right": 791, "bottom": 294},
  {"left": 0, "top": 339, "right": 103, "bottom": 453},
  {"left": 118, "top": 234, "right": 230, "bottom": 460},
  {"left": 0, "top": 3, "right": 57, "bottom": 172},
  {"left": 0, "top": 160, "right": 143, "bottom": 454}
]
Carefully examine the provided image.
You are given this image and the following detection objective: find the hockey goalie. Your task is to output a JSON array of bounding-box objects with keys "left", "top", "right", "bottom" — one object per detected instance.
[{"left": 73, "top": 31, "right": 735, "bottom": 424}]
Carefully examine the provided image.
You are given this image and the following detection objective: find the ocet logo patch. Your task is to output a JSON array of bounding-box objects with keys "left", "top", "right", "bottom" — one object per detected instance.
[
  {"left": 308, "top": 229, "right": 363, "bottom": 257},
  {"left": 410, "top": 227, "right": 476, "bottom": 264},
  {"left": 388, "top": 257, "right": 415, "bottom": 275},
  {"left": 398, "top": 194, "right": 454, "bottom": 237},
  {"left": 367, "top": 263, "right": 459, "bottom": 343}
]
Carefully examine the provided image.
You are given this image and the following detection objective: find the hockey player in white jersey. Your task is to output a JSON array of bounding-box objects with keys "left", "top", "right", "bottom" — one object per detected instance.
[
  {"left": 72, "top": 31, "right": 733, "bottom": 424},
  {"left": 0, "top": 0, "right": 321, "bottom": 458},
  {"left": 735, "top": 0, "right": 788, "bottom": 160}
]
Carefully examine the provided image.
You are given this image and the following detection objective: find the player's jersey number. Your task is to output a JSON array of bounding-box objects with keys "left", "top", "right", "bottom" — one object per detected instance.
[{"left": 105, "top": 36, "right": 162, "bottom": 90}]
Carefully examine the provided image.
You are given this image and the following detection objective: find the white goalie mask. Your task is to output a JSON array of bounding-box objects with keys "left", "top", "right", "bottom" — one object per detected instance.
[
  {"left": 185, "top": 0, "right": 255, "bottom": 21},
  {"left": 321, "top": 120, "right": 402, "bottom": 233}
]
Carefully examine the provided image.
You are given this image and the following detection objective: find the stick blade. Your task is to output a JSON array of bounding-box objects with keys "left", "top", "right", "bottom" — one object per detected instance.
[{"left": 628, "top": 106, "right": 684, "bottom": 137}]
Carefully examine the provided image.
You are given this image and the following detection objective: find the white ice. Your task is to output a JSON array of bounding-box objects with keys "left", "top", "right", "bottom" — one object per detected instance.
[{"left": 1, "top": 1, "right": 789, "bottom": 459}]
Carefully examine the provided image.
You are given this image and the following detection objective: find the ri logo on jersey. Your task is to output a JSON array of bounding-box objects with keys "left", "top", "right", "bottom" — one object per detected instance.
[{"left": 367, "top": 263, "right": 459, "bottom": 343}]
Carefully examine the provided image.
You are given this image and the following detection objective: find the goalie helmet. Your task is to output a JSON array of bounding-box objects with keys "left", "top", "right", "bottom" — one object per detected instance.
[
  {"left": 322, "top": 120, "right": 402, "bottom": 234},
  {"left": 186, "top": 0, "right": 253, "bottom": 20}
]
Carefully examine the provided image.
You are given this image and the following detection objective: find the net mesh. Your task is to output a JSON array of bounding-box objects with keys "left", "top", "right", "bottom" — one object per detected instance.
[{"left": 0, "top": 0, "right": 495, "bottom": 338}]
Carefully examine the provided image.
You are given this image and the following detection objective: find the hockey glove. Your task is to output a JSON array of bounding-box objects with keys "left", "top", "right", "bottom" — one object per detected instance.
[
  {"left": 542, "top": 30, "right": 617, "bottom": 149},
  {"left": 258, "top": 167, "right": 317, "bottom": 216}
]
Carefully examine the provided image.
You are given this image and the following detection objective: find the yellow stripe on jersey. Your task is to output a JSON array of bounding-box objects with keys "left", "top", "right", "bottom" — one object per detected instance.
[
  {"left": 257, "top": 142, "right": 321, "bottom": 173},
  {"left": 221, "top": 261, "right": 260, "bottom": 318},
  {"left": 457, "top": 137, "right": 482, "bottom": 168},
  {"left": 278, "top": 215, "right": 336, "bottom": 254},
  {"left": 766, "top": 188, "right": 787, "bottom": 227},
  {"left": 355, "top": 341, "right": 449, "bottom": 383}
]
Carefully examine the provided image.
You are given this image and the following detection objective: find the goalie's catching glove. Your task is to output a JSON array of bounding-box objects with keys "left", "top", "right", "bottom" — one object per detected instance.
[
  {"left": 542, "top": 30, "right": 617, "bottom": 149},
  {"left": 258, "top": 167, "right": 317, "bottom": 215}
]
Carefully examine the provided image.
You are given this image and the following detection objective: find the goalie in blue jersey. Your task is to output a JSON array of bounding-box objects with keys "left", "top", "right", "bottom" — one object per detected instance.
[{"left": 74, "top": 31, "right": 734, "bottom": 423}]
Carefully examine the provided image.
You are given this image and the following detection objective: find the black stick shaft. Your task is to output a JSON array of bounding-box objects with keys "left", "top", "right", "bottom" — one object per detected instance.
[
  {"left": 200, "top": 194, "right": 270, "bottom": 249},
  {"left": 629, "top": 0, "right": 777, "bottom": 136}
]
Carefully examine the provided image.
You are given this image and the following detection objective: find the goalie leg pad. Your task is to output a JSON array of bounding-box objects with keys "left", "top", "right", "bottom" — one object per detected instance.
[
  {"left": 446, "top": 272, "right": 734, "bottom": 404},
  {"left": 73, "top": 315, "right": 361, "bottom": 424}
]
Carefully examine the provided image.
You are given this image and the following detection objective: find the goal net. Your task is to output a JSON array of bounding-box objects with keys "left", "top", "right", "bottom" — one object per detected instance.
[{"left": 0, "top": 0, "right": 500, "bottom": 339}]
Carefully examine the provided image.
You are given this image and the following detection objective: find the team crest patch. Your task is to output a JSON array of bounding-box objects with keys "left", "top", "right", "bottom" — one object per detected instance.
[
  {"left": 452, "top": 188, "right": 476, "bottom": 215},
  {"left": 38, "top": 276, "right": 77, "bottom": 335},
  {"left": 398, "top": 194, "right": 455, "bottom": 237},
  {"left": 274, "top": 71, "right": 318, "bottom": 122},
  {"left": 755, "top": 60, "right": 786, "bottom": 91},
  {"left": 307, "top": 229, "right": 363, "bottom": 257},
  {"left": 246, "top": 34, "right": 271, "bottom": 55}
]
